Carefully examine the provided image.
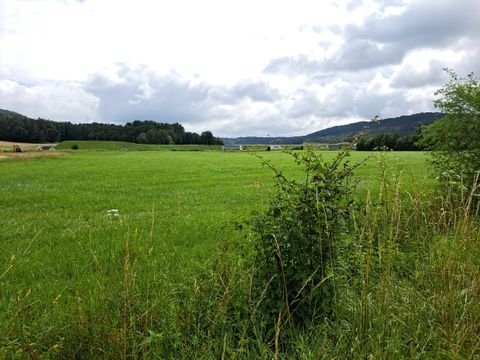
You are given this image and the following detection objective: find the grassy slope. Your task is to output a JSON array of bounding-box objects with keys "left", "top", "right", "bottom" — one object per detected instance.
[
  {"left": 0, "top": 151, "right": 276, "bottom": 284},
  {"left": 55, "top": 140, "right": 222, "bottom": 151},
  {"left": 0, "top": 150, "right": 447, "bottom": 357}
]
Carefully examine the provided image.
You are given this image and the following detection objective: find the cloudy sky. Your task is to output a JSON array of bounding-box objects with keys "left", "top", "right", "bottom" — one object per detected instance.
[{"left": 0, "top": 0, "right": 479, "bottom": 137}]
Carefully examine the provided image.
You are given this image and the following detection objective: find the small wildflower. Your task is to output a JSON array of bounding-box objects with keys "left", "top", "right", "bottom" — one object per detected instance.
[
  {"left": 107, "top": 209, "right": 120, "bottom": 218},
  {"left": 51, "top": 344, "right": 61, "bottom": 352},
  {"left": 52, "top": 294, "right": 61, "bottom": 305},
  {"left": 10, "top": 254, "right": 16, "bottom": 262}
]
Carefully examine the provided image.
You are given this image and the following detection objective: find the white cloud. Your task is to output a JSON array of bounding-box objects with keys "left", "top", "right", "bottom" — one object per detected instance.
[
  {"left": 0, "top": 0, "right": 479, "bottom": 137},
  {"left": 0, "top": 79, "right": 98, "bottom": 122}
]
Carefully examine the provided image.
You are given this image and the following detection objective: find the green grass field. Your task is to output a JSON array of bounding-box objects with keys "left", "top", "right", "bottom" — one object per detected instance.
[
  {"left": 1, "top": 148, "right": 479, "bottom": 358},
  {"left": 55, "top": 140, "right": 222, "bottom": 152},
  {"left": 0, "top": 150, "right": 432, "bottom": 275},
  {"left": 2, "top": 150, "right": 418, "bottom": 281}
]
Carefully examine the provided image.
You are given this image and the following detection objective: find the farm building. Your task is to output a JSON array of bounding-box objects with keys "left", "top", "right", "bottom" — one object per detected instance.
[
  {"left": 13, "top": 144, "right": 23, "bottom": 152},
  {"left": 222, "top": 145, "right": 243, "bottom": 151},
  {"left": 267, "top": 145, "right": 284, "bottom": 150},
  {"left": 37, "top": 146, "right": 55, "bottom": 151}
]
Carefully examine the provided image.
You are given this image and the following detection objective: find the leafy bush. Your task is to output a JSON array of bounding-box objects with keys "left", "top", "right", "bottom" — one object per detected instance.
[
  {"left": 249, "top": 149, "right": 362, "bottom": 328},
  {"left": 422, "top": 70, "right": 480, "bottom": 188}
]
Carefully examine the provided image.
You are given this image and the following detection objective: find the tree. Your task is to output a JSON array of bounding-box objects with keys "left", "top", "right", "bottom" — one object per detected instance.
[
  {"left": 200, "top": 131, "right": 215, "bottom": 145},
  {"left": 0, "top": 109, "right": 222, "bottom": 145},
  {"left": 12, "top": 125, "right": 28, "bottom": 141},
  {"left": 136, "top": 132, "right": 148, "bottom": 144},
  {"left": 422, "top": 70, "right": 480, "bottom": 186}
]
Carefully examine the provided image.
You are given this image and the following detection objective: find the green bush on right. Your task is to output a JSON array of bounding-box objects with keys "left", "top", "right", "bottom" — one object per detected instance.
[{"left": 422, "top": 69, "right": 480, "bottom": 190}]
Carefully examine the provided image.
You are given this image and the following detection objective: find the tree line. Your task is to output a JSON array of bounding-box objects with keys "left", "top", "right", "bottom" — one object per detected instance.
[
  {"left": 0, "top": 110, "right": 223, "bottom": 145},
  {"left": 355, "top": 130, "right": 425, "bottom": 151}
]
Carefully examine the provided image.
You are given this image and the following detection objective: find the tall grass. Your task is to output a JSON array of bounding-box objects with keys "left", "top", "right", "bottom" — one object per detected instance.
[
  {"left": 194, "top": 151, "right": 480, "bottom": 358},
  {"left": 326, "top": 155, "right": 480, "bottom": 358}
]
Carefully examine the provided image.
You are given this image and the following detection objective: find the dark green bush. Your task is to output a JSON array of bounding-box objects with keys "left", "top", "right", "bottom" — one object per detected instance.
[{"left": 249, "top": 149, "right": 362, "bottom": 329}]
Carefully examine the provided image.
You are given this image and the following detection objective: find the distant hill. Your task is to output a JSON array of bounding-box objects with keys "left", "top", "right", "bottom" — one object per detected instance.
[
  {"left": 223, "top": 112, "right": 445, "bottom": 145},
  {"left": 0, "top": 108, "right": 31, "bottom": 120}
]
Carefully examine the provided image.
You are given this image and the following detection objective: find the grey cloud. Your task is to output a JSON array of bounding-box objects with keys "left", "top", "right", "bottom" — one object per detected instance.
[
  {"left": 348, "top": 0, "right": 480, "bottom": 46},
  {"left": 85, "top": 66, "right": 211, "bottom": 124},
  {"left": 264, "top": 83, "right": 433, "bottom": 136},
  {"left": 338, "top": 0, "right": 480, "bottom": 70},
  {"left": 285, "top": 79, "right": 435, "bottom": 128},
  {"left": 345, "top": 0, "right": 363, "bottom": 11},
  {"left": 345, "top": 0, "right": 405, "bottom": 11},
  {"left": 336, "top": 86, "right": 431, "bottom": 119},
  {"left": 207, "top": 80, "right": 279, "bottom": 104},
  {"left": 456, "top": 45, "right": 480, "bottom": 75},
  {"left": 264, "top": 55, "right": 323, "bottom": 76},
  {"left": 84, "top": 65, "right": 281, "bottom": 132},
  {"left": 345, "top": 0, "right": 405, "bottom": 12},
  {"left": 265, "top": 0, "right": 480, "bottom": 76},
  {"left": 231, "top": 80, "right": 280, "bottom": 103},
  {"left": 390, "top": 40, "right": 480, "bottom": 90},
  {"left": 287, "top": 90, "right": 323, "bottom": 119},
  {"left": 0, "top": 79, "right": 98, "bottom": 122},
  {"left": 324, "top": 40, "right": 403, "bottom": 71},
  {"left": 0, "top": 66, "right": 438, "bottom": 138},
  {"left": 267, "top": 41, "right": 403, "bottom": 75},
  {"left": 391, "top": 62, "right": 448, "bottom": 88},
  {"left": 212, "top": 113, "right": 290, "bottom": 137}
]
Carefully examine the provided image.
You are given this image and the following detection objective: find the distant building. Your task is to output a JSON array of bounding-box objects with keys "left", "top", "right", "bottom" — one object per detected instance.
[
  {"left": 13, "top": 144, "right": 23, "bottom": 153},
  {"left": 267, "top": 145, "right": 284, "bottom": 151},
  {"left": 222, "top": 145, "right": 243, "bottom": 151},
  {"left": 37, "top": 146, "right": 55, "bottom": 151},
  {"left": 324, "top": 142, "right": 351, "bottom": 150}
]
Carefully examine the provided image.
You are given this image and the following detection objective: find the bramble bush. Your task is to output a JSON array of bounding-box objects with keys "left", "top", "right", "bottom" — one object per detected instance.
[{"left": 249, "top": 148, "right": 362, "bottom": 331}]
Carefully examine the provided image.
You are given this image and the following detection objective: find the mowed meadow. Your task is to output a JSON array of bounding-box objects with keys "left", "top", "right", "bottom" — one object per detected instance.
[{"left": 1, "top": 146, "right": 479, "bottom": 358}]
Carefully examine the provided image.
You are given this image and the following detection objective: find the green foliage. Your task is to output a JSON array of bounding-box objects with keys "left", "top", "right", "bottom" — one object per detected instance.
[
  {"left": 423, "top": 70, "right": 480, "bottom": 186},
  {"left": 0, "top": 109, "right": 223, "bottom": 145},
  {"left": 356, "top": 128, "right": 426, "bottom": 151},
  {"left": 135, "top": 131, "right": 149, "bottom": 144},
  {"left": 249, "top": 149, "right": 362, "bottom": 327}
]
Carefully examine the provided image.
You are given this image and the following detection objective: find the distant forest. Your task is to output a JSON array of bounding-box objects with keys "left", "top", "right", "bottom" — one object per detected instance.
[
  {"left": 355, "top": 132, "right": 425, "bottom": 151},
  {"left": 0, "top": 109, "right": 223, "bottom": 145}
]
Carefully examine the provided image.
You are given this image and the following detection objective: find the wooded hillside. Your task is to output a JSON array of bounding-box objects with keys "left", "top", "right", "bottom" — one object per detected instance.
[{"left": 0, "top": 109, "right": 223, "bottom": 145}]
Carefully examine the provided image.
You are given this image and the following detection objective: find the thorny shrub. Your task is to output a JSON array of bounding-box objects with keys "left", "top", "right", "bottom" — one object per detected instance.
[{"left": 249, "top": 148, "right": 363, "bottom": 330}]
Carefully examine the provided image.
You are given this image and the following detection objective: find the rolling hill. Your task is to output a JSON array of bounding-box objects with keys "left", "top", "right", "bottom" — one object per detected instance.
[
  {"left": 222, "top": 112, "right": 444, "bottom": 145},
  {"left": 1, "top": 108, "right": 443, "bottom": 146}
]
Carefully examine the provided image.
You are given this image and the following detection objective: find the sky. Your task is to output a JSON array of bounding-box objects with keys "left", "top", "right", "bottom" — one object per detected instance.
[{"left": 0, "top": 0, "right": 479, "bottom": 137}]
